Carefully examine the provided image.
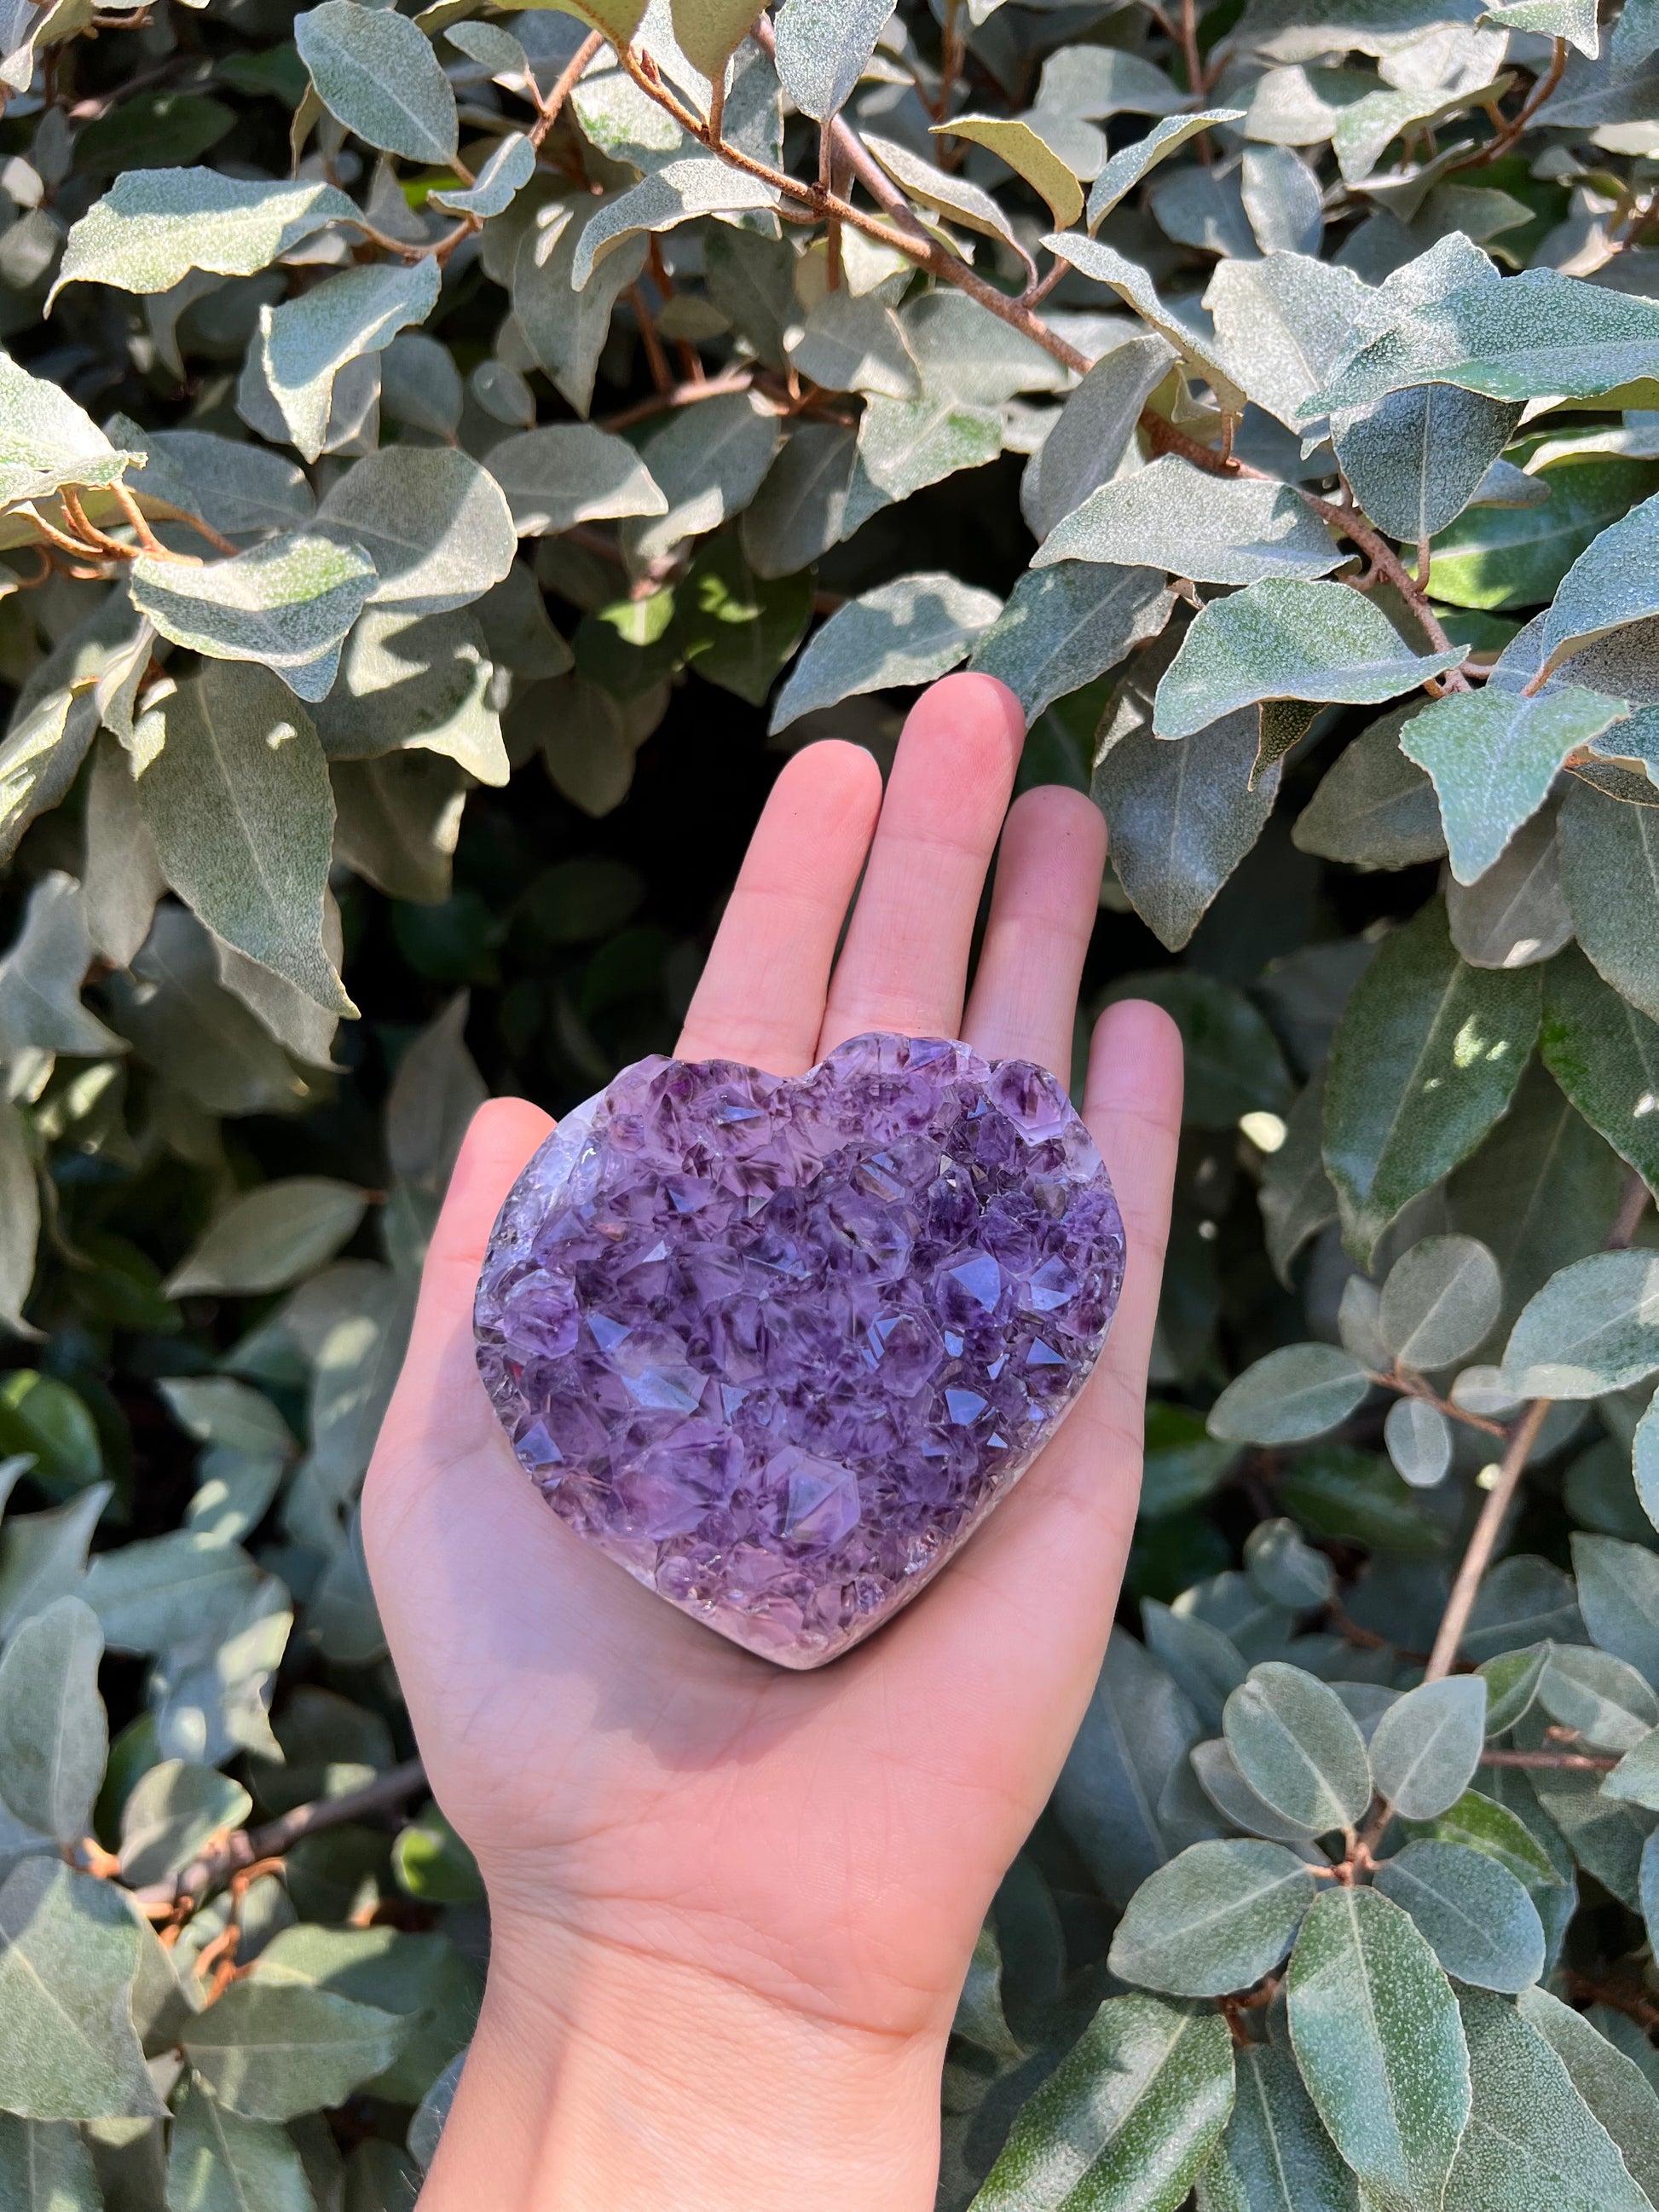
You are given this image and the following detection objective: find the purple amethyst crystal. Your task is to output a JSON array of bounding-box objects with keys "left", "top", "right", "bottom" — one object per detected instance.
[{"left": 473, "top": 1034, "right": 1125, "bottom": 1666}]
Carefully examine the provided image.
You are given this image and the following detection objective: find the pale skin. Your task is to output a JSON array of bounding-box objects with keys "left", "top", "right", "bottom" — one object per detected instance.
[{"left": 362, "top": 672, "right": 1184, "bottom": 2210}]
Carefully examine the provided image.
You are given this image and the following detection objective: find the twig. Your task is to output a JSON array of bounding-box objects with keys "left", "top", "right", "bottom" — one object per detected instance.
[
  {"left": 598, "top": 361, "right": 753, "bottom": 430},
  {"left": 629, "top": 282, "right": 675, "bottom": 393},
  {"left": 934, "top": 0, "right": 964, "bottom": 125},
  {"left": 531, "top": 26, "right": 603, "bottom": 147},
  {"left": 1479, "top": 1748, "right": 1619, "bottom": 1772},
  {"left": 1466, "top": 38, "right": 1568, "bottom": 170}
]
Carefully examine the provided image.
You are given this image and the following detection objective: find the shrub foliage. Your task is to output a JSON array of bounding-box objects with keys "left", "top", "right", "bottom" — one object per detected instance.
[{"left": 3, "top": 0, "right": 1659, "bottom": 2198}]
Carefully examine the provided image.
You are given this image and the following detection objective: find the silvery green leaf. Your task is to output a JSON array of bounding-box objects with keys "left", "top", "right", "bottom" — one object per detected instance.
[
  {"left": 1241, "top": 143, "right": 1324, "bottom": 256},
  {"left": 1480, "top": 0, "right": 1598, "bottom": 49},
  {"left": 1224, "top": 1661, "right": 1373, "bottom": 1831},
  {"left": 1037, "top": 457, "right": 1343, "bottom": 585},
  {"left": 132, "top": 661, "right": 350, "bottom": 1016},
  {"left": 1197, "top": 2043, "right": 1354, "bottom": 2212},
  {"left": 1245, "top": 1518, "right": 1334, "bottom": 1609},
  {"left": 1304, "top": 271, "right": 1659, "bottom": 419},
  {"left": 1209, "top": 1344, "right": 1370, "bottom": 1445},
  {"left": 740, "top": 424, "right": 858, "bottom": 578},
  {"left": 1571, "top": 1533, "right": 1659, "bottom": 1688},
  {"left": 1022, "top": 332, "right": 1175, "bottom": 540},
  {"left": 1501, "top": 1252, "right": 1659, "bottom": 1399},
  {"left": 1229, "top": 61, "right": 1372, "bottom": 143},
  {"left": 935, "top": 113, "right": 1084, "bottom": 229},
  {"left": 0, "top": 872, "right": 125, "bottom": 1076},
  {"left": 1325, "top": 898, "right": 1540, "bottom": 1266},
  {"left": 0, "top": 353, "right": 143, "bottom": 511},
  {"left": 968, "top": 563, "right": 1171, "bottom": 725},
  {"left": 105, "top": 904, "right": 313, "bottom": 1119},
  {"left": 1257, "top": 1078, "right": 1338, "bottom": 1279},
  {"left": 1055, "top": 1629, "right": 1200, "bottom": 1903},
  {"left": 1153, "top": 581, "right": 1465, "bottom": 741},
  {"left": 1149, "top": 159, "right": 1259, "bottom": 261},
  {"left": 1400, "top": 685, "right": 1627, "bottom": 887},
  {"left": 471, "top": 360, "right": 537, "bottom": 430},
  {"left": 1414, "top": 1783, "right": 1559, "bottom": 1888},
  {"left": 1085, "top": 110, "right": 1248, "bottom": 230},
  {"left": 431, "top": 131, "right": 534, "bottom": 219},
  {"left": 1604, "top": 1727, "right": 1659, "bottom": 1808},
  {"left": 1292, "top": 706, "right": 1447, "bottom": 869},
  {"left": 184, "top": 1447, "right": 286, "bottom": 1547},
  {"left": 259, "top": 256, "right": 439, "bottom": 464},
  {"left": 409, "top": 2050, "right": 463, "bottom": 2173},
  {"left": 1465, "top": 1556, "right": 1585, "bottom": 1666},
  {"left": 1539, "top": 1642, "right": 1659, "bottom": 1751},
  {"left": 909, "top": 291, "right": 1074, "bottom": 402},
  {"left": 0, "top": 1597, "right": 103, "bottom": 1845},
  {"left": 444, "top": 16, "right": 528, "bottom": 80},
  {"left": 153, "top": 1572, "right": 286, "bottom": 1764},
  {"left": 486, "top": 424, "right": 667, "bottom": 538},
  {"left": 0, "top": 1486, "right": 111, "bottom": 1643},
  {"left": 380, "top": 332, "right": 464, "bottom": 440},
  {"left": 1384, "top": 1396, "right": 1453, "bottom": 1487},
  {"left": 239, "top": 341, "right": 381, "bottom": 471},
  {"left": 1380, "top": 1235, "right": 1502, "bottom": 1369},
  {"left": 182, "top": 1979, "right": 411, "bottom": 2122},
  {"left": 1558, "top": 778, "right": 1659, "bottom": 1025},
  {"left": 568, "top": 56, "right": 689, "bottom": 167},
  {"left": 1107, "top": 967, "right": 1290, "bottom": 1126},
  {"left": 573, "top": 159, "right": 782, "bottom": 292},
  {"left": 1339, "top": 1273, "right": 1391, "bottom": 1371},
  {"left": 769, "top": 573, "right": 1000, "bottom": 731},
  {"left": 1286, "top": 1886, "right": 1469, "bottom": 2212},
  {"left": 0, "top": 2116, "right": 101, "bottom": 2209},
  {"left": 386, "top": 990, "right": 485, "bottom": 1198},
  {"left": 0, "top": 1860, "right": 161, "bottom": 2121},
  {"left": 969, "top": 1993, "right": 1234, "bottom": 2212},
  {"left": 130, "top": 534, "right": 376, "bottom": 701},
  {"left": 1370, "top": 1677, "right": 1485, "bottom": 1817},
  {"left": 311, "top": 607, "right": 506, "bottom": 786},
  {"left": 514, "top": 204, "right": 646, "bottom": 420},
  {"left": 166, "top": 2075, "right": 315, "bottom": 2212},
  {"left": 1038, "top": 43, "right": 1184, "bottom": 118},
  {"left": 332, "top": 750, "right": 466, "bottom": 900},
  {"left": 785, "top": 289, "right": 918, "bottom": 400},
  {"left": 620, "top": 390, "right": 778, "bottom": 569},
  {"left": 1444, "top": 1990, "right": 1650, "bottom": 2212},
  {"left": 0, "top": 1101, "right": 37, "bottom": 1342},
  {"left": 1516, "top": 1986, "right": 1659, "bottom": 2209},
  {"left": 159, "top": 1377, "right": 293, "bottom": 1458},
  {"left": 1143, "top": 1600, "right": 1247, "bottom": 1731},
  {"left": 119, "top": 427, "right": 314, "bottom": 544},
  {"left": 1373, "top": 1841, "right": 1546, "bottom": 1992},
  {"left": 772, "top": 0, "right": 895, "bottom": 121},
  {"left": 317, "top": 448, "right": 516, "bottom": 615},
  {"left": 295, "top": 0, "right": 457, "bottom": 161},
  {"left": 1043, "top": 233, "right": 1248, "bottom": 414},
  {"left": 1109, "top": 1839, "right": 1319, "bottom": 1998},
  {"left": 702, "top": 222, "right": 793, "bottom": 370},
  {"left": 474, "top": 563, "right": 571, "bottom": 682},
  {"left": 1529, "top": 491, "right": 1659, "bottom": 686},
  {"left": 1205, "top": 253, "right": 1373, "bottom": 433},
  {"left": 861, "top": 132, "right": 1021, "bottom": 253},
  {"left": 166, "top": 1177, "right": 367, "bottom": 1297},
  {"left": 1191, "top": 1737, "right": 1326, "bottom": 1844},
  {"left": 856, "top": 391, "right": 1003, "bottom": 502},
  {"left": 1334, "top": 387, "right": 1522, "bottom": 543},
  {"left": 1446, "top": 806, "right": 1573, "bottom": 970},
  {"left": 83, "top": 1531, "right": 262, "bottom": 1657},
  {"left": 51, "top": 170, "right": 358, "bottom": 303},
  {"left": 117, "top": 1759, "right": 251, "bottom": 1884},
  {"left": 1639, "top": 1395, "right": 1659, "bottom": 1537}
]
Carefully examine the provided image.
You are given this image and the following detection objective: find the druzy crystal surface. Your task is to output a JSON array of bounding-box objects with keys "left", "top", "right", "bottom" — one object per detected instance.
[{"left": 474, "top": 1033, "right": 1124, "bottom": 1666}]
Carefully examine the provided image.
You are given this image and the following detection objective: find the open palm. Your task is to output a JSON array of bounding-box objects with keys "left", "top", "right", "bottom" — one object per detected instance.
[{"left": 363, "top": 673, "right": 1182, "bottom": 2079}]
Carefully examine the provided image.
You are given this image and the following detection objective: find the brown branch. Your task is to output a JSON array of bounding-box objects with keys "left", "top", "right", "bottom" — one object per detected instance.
[
  {"left": 1465, "top": 38, "right": 1568, "bottom": 170},
  {"left": 629, "top": 282, "right": 675, "bottom": 394},
  {"left": 598, "top": 361, "right": 753, "bottom": 431},
  {"left": 1479, "top": 1748, "right": 1620, "bottom": 1772},
  {"left": 531, "top": 26, "right": 603, "bottom": 147}
]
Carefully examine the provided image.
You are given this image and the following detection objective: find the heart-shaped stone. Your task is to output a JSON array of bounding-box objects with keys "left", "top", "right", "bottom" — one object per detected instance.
[{"left": 474, "top": 1032, "right": 1124, "bottom": 1666}]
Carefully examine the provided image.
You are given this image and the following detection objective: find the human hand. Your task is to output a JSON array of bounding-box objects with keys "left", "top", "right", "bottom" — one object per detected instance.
[{"left": 363, "top": 673, "right": 1183, "bottom": 2211}]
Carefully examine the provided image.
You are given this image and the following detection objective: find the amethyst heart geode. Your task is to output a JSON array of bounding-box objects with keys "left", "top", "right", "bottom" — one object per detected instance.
[{"left": 473, "top": 1032, "right": 1125, "bottom": 1666}]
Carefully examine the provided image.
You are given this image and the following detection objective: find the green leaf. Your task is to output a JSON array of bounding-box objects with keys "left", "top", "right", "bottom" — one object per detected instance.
[
  {"left": 967, "top": 563, "right": 1171, "bottom": 726},
  {"left": 1197, "top": 2042, "right": 1355, "bottom": 2212},
  {"left": 1425, "top": 459, "right": 1659, "bottom": 612},
  {"left": 1258, "top": 1077, "right": 1339, "bottom": 1282},
  {"left": 1516, "top": 1985, "right": 1659, "bottom": 2209},
  {"left": 431, "top": 130, "right": 535, "bottom": 219},
  {"left": 1023, "top": 333, "right": 1175, "bottom": 541},
  {"left": 785, "top": 288, "right": 918, "bottom": 401},
  {"left": 0, "top": 2114, "right": 102, "bottom": 2209},
  {"left": 572, "top": 159, "right": 783, "bottom": 291},
  {"left": 0, "top": 872, "right": 125, "bottom": 1080},
  {"left": 1244, "top": 1518, "right": 1334, "bottom": 1609},
  {"left": 486, "top": 424, "right": 665, "bottom": 539},
  {"left": 251, "top": 1921, "right": 480, "bottom": 2100},
  {"left": 1087, "top": 110, "right": 1247, "bottom": 228},
  {"left": 769, "top": 573, "right": 1001, "bottom": 731},
  {"left": 0, "top": 1487, "right": 112, "bottom": 1644},
  {"left": 0, "top": 1107, "right": 38, "bottom": 1343},
  {"left": 1292, "top": 707, "right": 1447, "bottom": 870},
  {"left": 1374, "top": 1840, "right": 1545, "bottom": 1991},
  {"left": 390, "top": 1805, "right": 484, "bottom": 1906},
  {"left": 182, "top": 1979, "right": 412, "bottom": 2122},
  {"left": 51, "top": 170, "right": 358, "bottom": 303},
  {"left": 309, "top": 606, "right": 506, "bottom": 787},
  {"left": 1142, "top": 1600, "right": 1246, "bottom": 1731},
  {"left": 674, "top": 534, "right": 811, "bottom": 708},
  {"left": 1159, "top": 580, "right": 1470, "bottom": 742},
  {"left": 83, "top": 1532, "right": 261, "bottom": 1658},
  {"left": 1443, "top": 1990, "right": 1651, "bottom": 2212},
  {"left": 1042, "top": 234, "right": 1247, "bottom": 415},
  {"left": 0, "top": 1375, "right": 101, "bottom": 1505},
  {"left": 0, "top": 1858, "right": 161, "bottom": 2121},
  {"left": 1539, "top": 1642, "right": 1658, "bottom": 1751},
  {"left": 1324, "top": 899, "right": 1540, "bottom": 1265},
  {"left": 514, "top": 205, "right": 647, "bottom": 421},
  {"left": 1107, "top": 1839, "right": 1320, "bottom": 1997},
  {"left": 1286, "top": 1886, "right": 1470, "bottom": 2212},
  {"left": 1104, "top": 968, "right": 1292, "bottom": 1125},
  {"left": 1055, "top": 1629, "right": 1200, "bottom": 1905},
  {"left": 1412, "top": 1787, "right": 1562, "bottom": 1891},
  {"left": 105, "top": 904, "right": 315, "bottom": 1119},
  {"left": 1637, "top": 1395, "right": 1659, "bottom": 1538},
  {"left": 129, "top": 534, "right": 377, "bottom": 702},
  {"left": 1224, "top": 1661, "right": 1373, "bottom": 1832},
  {"left": 1335, "top": 387, "right": 1522, "bottom": 545},
  {"left": 1204, "top": 252, "right": 1372, "bottom": 434},
  {"left": 117, "top": 1759, "right": 251, "bottom": 1885},
  {"left": 317, "top": 448, "right": 517, "bottom": 615},
  {"left": 772, "top": 0, "right": 894, "bottom": 121},
  {"left": 166, "top": 2072, "right": 315, "bottom": 2212},
  {"left": 938, "top": 114, "right": 1084, "bottom": 228},
  {"left": 1209, "top": 1344, "right": 1371, "bottom": 1445},
  {"left": 1191, "top": 1738, "right": 1325, "bottom": 1845},
  {"left": 1303, "top": 272, "right": 1659, "bottom": 416},
  {"left": 133, "top": 661, "right": 350, "bottom": 1015},
  {"left": 0, "top": 1597, "right": 105, "bottom": 1845},
  {"left": 740, "top": 424, "right": 858, "bottom": 579},
  {"left": 1571, "top": 1533, "right": 1659, "bottom": 1688},
  {"left": 1541, "top": 945, "right": 1659, "bottom": 1198},
  {"left": 968, "top": 1993, "right": 1234, "bottom": 2212},
  {"left": 1532, "top": 490, "right": 1659, "bottom": 684},
  {"left": 1369, "top": 1678, "right": 1486, "bottom": 1819},
  {"left": 863, "top": 132, "right": 1022, "bottom": 254},
  {"left": 1604, "top": 1724, "right": 1659, "bottom": 1807},
  {"left": 621, "top": 390, "right": 779, "bottom": 569},
  {"left": 167, "top": 1177, "right": 367, "bottom": 1297},
  {"left": 1380, "top": 1236, "right": 1502, "bottom": 1371},
  {"left": 1036, "top": 458, "right": 1344, "bottom": 586},
  {"left": 1558, "top": 777, "right": 1659, "bottom": 1025},
  {"left": 0, "top": 355, "right": 144, "bottom": 512},
  {"left": 857, "top": 391, "right": 1003, "bottom": 505},
  {"left": 1502, "top": 1251, "right": 1659, "bottom": 1398},
  {"left": 120, "top": 426, "right": 314, "bottom": 546},
  {"left": 259, "top": 257, "right": 440, "bottom": 464},
  {"left": 294, "top": 0, "right": 457, "bottom": 162},
  {"left": 1446, "top": 806, "right": 1573, "bottom": 971}
]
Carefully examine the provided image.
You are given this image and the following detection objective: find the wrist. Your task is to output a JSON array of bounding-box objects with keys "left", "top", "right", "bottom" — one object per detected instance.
[{"left": 421, "top": 1903, "right": 949, "bottom": 2212}]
